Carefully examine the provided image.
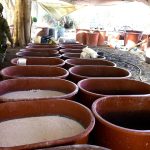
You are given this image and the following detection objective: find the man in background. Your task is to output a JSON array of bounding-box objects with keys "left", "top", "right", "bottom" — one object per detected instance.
[{"left": 0, "top": 3, "right": 13, "bottom": 53}]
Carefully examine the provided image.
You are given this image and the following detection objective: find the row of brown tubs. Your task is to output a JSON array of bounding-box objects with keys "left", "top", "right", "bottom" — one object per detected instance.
[
  {"left": 0, "top": 43, "right": 150, "bottom": 149},
  {"left": 0, "top": 78, "right": 150, "bottom": 149},
  {"left": 1, "top": 59, "right": 129, "bottom": 81},
  {"left": 17, "top": 49, "right": 106, "bottom": 60},
  {"left": 27, "top": 42, "right": 86, "bottom": 49},
  {"left": 16, "top": 42, "right": 86, "bottom": 58}
]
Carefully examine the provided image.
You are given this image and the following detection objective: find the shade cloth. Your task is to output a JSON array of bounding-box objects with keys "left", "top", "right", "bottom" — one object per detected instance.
[{"left": 36, "top": 0, "right": 78, "bottom": 20}]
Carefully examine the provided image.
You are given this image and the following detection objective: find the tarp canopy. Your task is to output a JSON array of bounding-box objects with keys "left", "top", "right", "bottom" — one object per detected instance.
[
  {"left": 63, "top": 0, "right": 150, "bottom": 6},
  {"left": 34, "top": 0, "right": 78, "bottom": 20},
  {"left": 69, "top": 1, "right": 150, "bottom": 31},
  {"left": 33, "top": 0, "right": 150, "bottom": 20}
]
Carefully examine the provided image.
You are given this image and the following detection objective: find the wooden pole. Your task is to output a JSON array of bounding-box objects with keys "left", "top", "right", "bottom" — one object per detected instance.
[{"left": 14, "top": 0, "right": 31, "bottom": 46}]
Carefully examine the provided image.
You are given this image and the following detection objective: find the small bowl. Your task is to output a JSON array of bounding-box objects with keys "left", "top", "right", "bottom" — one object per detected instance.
[
  {"left": 65, "top": 58, "right": 116, "bottom": 69},
  {"left": 78, "top": 78, "right": 150, "bottom": 108},
  {"left": 0, "top": 99, "right": 95, "bottom": 149},
  {"left": 11, "top": 57, "right": 65, "bottom": 67},
  {"left": 0, "top": 78, "right": 78, "bottom": 101},
  {"left": 0, "top": 66, "right": 69, "bottom": 79},
  {"left": 92, "top": 96, "right": 150, "bottom": 150},
  {"left": 69, "top": 65, "right": 131, "bottom": 83}
]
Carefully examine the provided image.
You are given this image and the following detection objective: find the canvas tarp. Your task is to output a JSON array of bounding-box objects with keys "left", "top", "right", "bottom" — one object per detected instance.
[{"left": 36, "top": 0, "right": 78, "bottom": 20}]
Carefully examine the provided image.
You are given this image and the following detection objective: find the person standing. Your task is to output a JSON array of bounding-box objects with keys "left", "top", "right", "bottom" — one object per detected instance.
[{"left": 0, "top": 3, "right": 13, "bottom": 52}]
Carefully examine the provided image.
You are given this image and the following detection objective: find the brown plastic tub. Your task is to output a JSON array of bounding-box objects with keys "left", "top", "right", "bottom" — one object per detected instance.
[
  {"left": 46, "top": 144, "right": 109, "bottom": 150},
  {"left": 11, "top": 57, "right": 65, "bottom": 67},
  {"left": 0, "top": 78, "right": 78, "bottom": 101},
  {"left": 20, "top": 49, "right": 59, "bottom": 54},
  {"left": 78, "top": 78, "right": 150, "bottom": 108},
  {"left": 65, "top": 58, "right": 116, "bottom": 69},
  {"left": 16, "top": 51, "right": 61, "bottom": 58},
  {"left": 92, "top": 96, "right": 150, "bottom": 150},
  {"left": 62, "top": 53, "right": 82, "bottom": 60},
  {"left": 25, "top": 46, "right": 59, "bottom": 52},
  {"left": 62, "top": 53, "right": 105, "bottom": 61},
  {"left": 59, "top": 49, "right": 82, "bottom": 54},
  {"left": 0, "top": 66, "right": 69, "bottom": 79},
  {"left": 0, "top": 99, "right": 95, "bottom": 149},
  {"left": 69, "top": 66, "right": 131, "bottom": 83},
  {"left": 27, "top": 43, "right": 60, "bottom": 49},
  {"left": 60, "top": 44, "right": 86, "bottom": 49}
]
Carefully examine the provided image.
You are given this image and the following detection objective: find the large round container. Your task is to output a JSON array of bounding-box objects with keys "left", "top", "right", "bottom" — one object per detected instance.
[
  {"left": 27, "top": 43, "right": 59, "bottom": 48},
  {"left": 78, "top": 78, "right": 150, "bottom": 108},
  {"left": 62, "top": 53, "right": 105, "bottom": 60},
  {"left": 124, "top": 32, "right": 141, "bottom": 46},
  {"left": 0, "top": 66, "right": 69, "bottom": 79},
  {"left": 86, "top": 32, "right": 99, "bottom": 47},
  {"left": 92, "top": 96, "right": 150, "bottom": 150},
  {"left": 20, "top": 49, "right": 59, "bottom": 54},
  {"left": 36, "top": 27, "right": 49, "bottom": 36},
  {"left": 97, "top": 31, "right": 106, "bottom": 46},
  {"left": 11, "top": 57, "right": 65, "bottom": 67},
  {"left": 76, "top": 29, "right": 89, "bottom": 45},
  {"left": 69, "top": 66, "right": 131, "bottom": 83},
  {"left": 65, "top": 58, "right": 116, "bottom": 69},
  {"left": 25, "top": 46, "right": 59, "bottom": 51},
  {"left": 0, "top": 99, "right": 95, "bottom": 149},
  {"left": 60, "top": 44, "right": 86, "bottom": 49},
  {"left": 0, "top": 78, "right": 78, "bottom": 101},
  {"left": 47, "top": 144, "right": 109, "bottom": 150},
  {"left": 59, "top": 49, "right": 82, "bottom": 54},
  {"left": 62, "top": 53, "right": 81, "bottom": 60},
  {"left": 16, "top": 51, "right": 61, "bottom": 58}
]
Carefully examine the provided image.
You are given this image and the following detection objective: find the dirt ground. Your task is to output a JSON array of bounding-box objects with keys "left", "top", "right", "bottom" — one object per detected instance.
[{"left": 1, "top": 45, "right": 150, "bottom": 84}]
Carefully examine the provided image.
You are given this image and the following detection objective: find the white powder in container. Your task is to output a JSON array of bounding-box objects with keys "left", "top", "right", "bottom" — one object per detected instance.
[
  {"left": 0, "top": 116, "right": 85, "bottom": 147},
  {"left": 0, "top": 90, "right": 67, "bottom": 100},
  {"left": 17, "top": 58, "right": 27, "bottom": 66}
]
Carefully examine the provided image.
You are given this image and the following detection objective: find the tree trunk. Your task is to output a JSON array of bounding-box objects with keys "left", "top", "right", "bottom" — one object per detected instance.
[
  {"left": 14, "top": 0, "right": 32, "bottom": 46},
  {"left": 24, "top": 0, "right": 31, "bottom": 44}
]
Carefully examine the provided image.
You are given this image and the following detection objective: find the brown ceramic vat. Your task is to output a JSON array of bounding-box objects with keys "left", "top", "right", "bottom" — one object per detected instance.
[
  {"left": 78, "top": 78, "right": 150, "bottom": 108},
  {"left": 20, "top": 49, "right": 59, "bottom": 54},
  {"left": 59, "top": 49, "right": 82, "bottom": 54},
  {"left": 0, "top": 78, "right": 78, "bottom": 101},
  {"left": 69, "top": 66, "right": 131, "bottom": 83},
  {"left": 86, "top": 32, "right": 99, "bottom": 47},
  {"left": 27, "top": 43, "right": 59, "bottom": 48},
  {"left": 62, "top": 53, "right": 105, "bottom": 61},
  {"left": 76, "top": 29, "right": 89, "bottom": 45},
  {"left": 97, "top": 31, "right": 106, "bottom": 46},
  {"left": 46, "top": 144, "right": 109, "bottom": 150},
  {"left": 92, "top": 96, "right": 150, "bottom": 150},
  {"left": 0, "top": 66, "right": 69, "bottom": 79},
  {"left": 62, "top": 53, "right": 81, "bottom": 60},
  {"left": 65, "top": 58, "right": 116, "bottom": 69},
  {"left": 124, "top": 32, "right": 141, "bottom": 46},
  {"left": 60, "top": 44, "right": 86, "bottom": 49},
  {"left": 16, "top": 51, "right": 61, "bottom": 58},
  {"left": 25, "top": 47, "right": 59, "bottom": 52},
  {"left": 11, "top": 57, "right": 65, "bottom": 67},
  {"left": 0, "top": 99, "right": 95, "bottom": 149}
]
